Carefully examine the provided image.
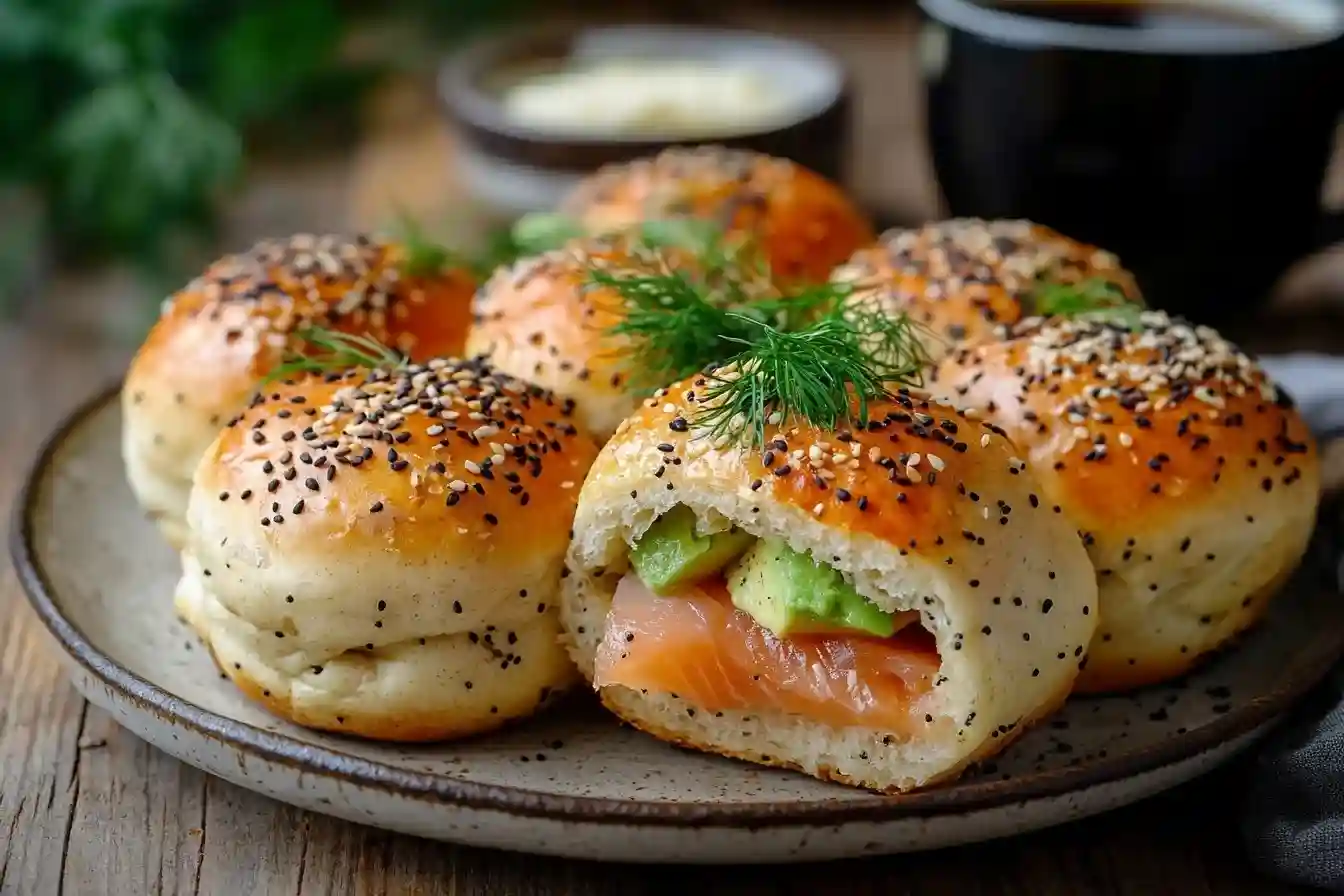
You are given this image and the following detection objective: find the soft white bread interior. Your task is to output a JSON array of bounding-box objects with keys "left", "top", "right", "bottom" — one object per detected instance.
[
  {"left": 178, "top": 357, "right": 598, "bottom": 741},
  {"left": 122, "top": 234, "right": 474, "bottom": 549},
  {"left": 931, "top": 311, "right": 1320, "bottom": 693},
  {"left": 561, "top": 377, "right": 1099, "bottom": 792}
]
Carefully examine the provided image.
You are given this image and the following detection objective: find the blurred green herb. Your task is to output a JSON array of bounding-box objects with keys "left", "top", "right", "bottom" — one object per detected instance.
[
  {"left": 0, "top": 0, "right": 530, "bottom": 286},
  {"left": 384, "top": 210, "right": 585, "bottom": 282},
  {"left": 1031, "top": 277, "right": 1145, "bottom": 329},
  {"left": 261, "top": 326, "right": 405, "bottom": 386}
]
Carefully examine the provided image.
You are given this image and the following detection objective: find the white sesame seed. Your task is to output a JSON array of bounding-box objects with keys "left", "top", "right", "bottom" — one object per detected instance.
[
  {"left": 981, "top": 434, "right": 992, "bottom": 448},
  {"left": 927, "top": 454, "right": 945, "bottom": 471},
  {"left": 1118, "top": 432, "right": 1133, "bottom": 448}
]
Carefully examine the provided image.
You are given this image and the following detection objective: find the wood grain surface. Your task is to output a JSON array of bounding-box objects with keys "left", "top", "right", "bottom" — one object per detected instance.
[{"left": 3, "top": 4, "right": 1340, "bottom": 891}]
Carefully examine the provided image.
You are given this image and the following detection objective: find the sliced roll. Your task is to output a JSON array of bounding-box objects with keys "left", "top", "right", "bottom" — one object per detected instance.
[
  {"left": 177, "top": 357, "right": 599, "bottom": 741},
  {"left": 932, "top": 311, "right": 1320, "bottom": 693},
  {"left": 123, "top": 233, "right": 475, "bottom": 548},
  {"left": 560, "top": 378, "right": 1098, "bottom": 792},
  {"left": 560, "top": 146, "right": 874, "bottom": 284},
  {"left": 833, "top": 219, "right": 1141, "bottom": 361}
]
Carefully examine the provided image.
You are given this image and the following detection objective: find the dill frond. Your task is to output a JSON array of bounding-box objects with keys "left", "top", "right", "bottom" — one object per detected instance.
[
  {"left": 1031, "top": 277, "right": 1145, "bottom": 329},
  {"left": 260, "top": 327, "right": 405, "bottom": 386},
  {"left": 691, "top": 305, "right": 927, "bottom": 449}
]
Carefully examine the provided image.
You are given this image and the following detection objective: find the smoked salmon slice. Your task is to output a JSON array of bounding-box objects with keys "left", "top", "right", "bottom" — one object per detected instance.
[{"left": 594, "top": 575, "right": 941, "bottom": 736}]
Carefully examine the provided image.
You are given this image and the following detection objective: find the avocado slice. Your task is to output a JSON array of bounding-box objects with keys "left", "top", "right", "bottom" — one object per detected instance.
[
  {"left": 629, "top": 506, "right": 755, "bottom": 594},
  {"left": 726, "top": 538, "right": 897, "bottom": 638}
]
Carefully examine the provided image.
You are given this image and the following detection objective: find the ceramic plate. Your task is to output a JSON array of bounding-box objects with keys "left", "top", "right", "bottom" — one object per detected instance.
[{"left": 12, "top": 387, "right": 1344, "bottom": 864}]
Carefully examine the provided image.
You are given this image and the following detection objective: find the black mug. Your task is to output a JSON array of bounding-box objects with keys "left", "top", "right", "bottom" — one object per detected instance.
[{"left": 918, "top": 0, "right": 1344, "bottom": 325}]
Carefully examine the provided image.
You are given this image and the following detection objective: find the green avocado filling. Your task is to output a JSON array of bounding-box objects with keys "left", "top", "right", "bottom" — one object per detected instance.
[
  {"left": 726, "top": 538, "right": 897, "bottom": 638},
  {"left": 628, "top": 506, "right": 755, "bottom": 595},
  {"left": 628, "top": 507, "right": 896, "bottom": 638}
]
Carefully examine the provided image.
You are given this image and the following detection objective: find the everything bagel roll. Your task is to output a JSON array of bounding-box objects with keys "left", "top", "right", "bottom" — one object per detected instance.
[
  {"left": 560, "top": 146, "right": 874, "bottom": 284},
  {"left": 123, "top": 233, "right": 475, "bottom": 548},
  {"left": 561, "top": 378, "right": 1098, "bottom": 792},
  {"left": 833, "top": 219, "right": 1141, "bottom": 360},
  {"left": 176, "top": 356, "right": 599, "bottom": 741},
  {"left": 932, "top": 311, "right": 1320, "bottom": 693},
  {"left": 467, "top": 233, "right": 777, "bottom": 440}
]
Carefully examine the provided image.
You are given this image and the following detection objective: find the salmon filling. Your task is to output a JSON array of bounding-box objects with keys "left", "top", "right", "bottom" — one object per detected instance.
[{"left": 594, "top": 574, "right": 941, "bottom": 736}]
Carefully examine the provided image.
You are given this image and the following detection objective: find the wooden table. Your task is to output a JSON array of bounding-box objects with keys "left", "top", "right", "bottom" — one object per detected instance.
[{"left": 4, "top": 9, "right": 1341, "bottom": 891}]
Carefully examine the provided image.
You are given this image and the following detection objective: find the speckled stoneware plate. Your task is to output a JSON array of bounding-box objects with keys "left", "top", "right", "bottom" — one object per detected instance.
[{"left": 13, "top": 387, "right": 1344, "bottom": 864}]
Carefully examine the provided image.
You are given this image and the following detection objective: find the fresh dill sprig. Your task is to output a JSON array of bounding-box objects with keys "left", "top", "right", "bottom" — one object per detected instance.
[
  {"left": 1031, "top": 277, "right": 1145, "bottom": 329},
  {"left": 598, "top": 268, "right": 759, "bottom": 388},
  {"left": 692, "top": 305, "right": 928, "bottom": 449},
  {"left": 260, "top": 327, "right": 405, "bottom": 386},
  {"left": 598, "top": 265, "right": 850, "bottom": 391},
  {"left": 389, "top": 209, "right": 462, "bottom": 279},
  {"left": 479, "top": 212, "right": 587, "bottom": 274},
  {"left": 387, "top": 210, "right": 586, "bottom": 282}
]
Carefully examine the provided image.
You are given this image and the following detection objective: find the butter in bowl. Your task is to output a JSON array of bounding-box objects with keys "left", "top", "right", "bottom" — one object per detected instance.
[{"left": 438, "top": 24, "right": 852, "bottom": 216}]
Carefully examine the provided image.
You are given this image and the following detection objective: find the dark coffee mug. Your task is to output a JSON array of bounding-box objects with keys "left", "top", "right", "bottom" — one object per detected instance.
[{"left": 918, "top": 0, "right": 1344, "bottom": 324}]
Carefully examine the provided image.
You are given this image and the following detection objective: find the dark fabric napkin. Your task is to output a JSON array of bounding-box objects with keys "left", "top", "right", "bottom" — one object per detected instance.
[{"left": 1242, "top": 355, "right": 1344, "bottom": 892}]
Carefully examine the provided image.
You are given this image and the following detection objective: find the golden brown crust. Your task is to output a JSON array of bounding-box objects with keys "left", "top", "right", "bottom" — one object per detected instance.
[
  {"left": 932, "top": 313, "right": 1317, "bottom": 535},
  {"left": 560, "top": 146, "right": 874, "bottom": 284},
  {"left": 834, "top": 219, "right": 1140, "bottom": 358},
  {"left": 127, "top": 234, "right": 476, "bottom": 405},
  {"left": 195, "top": 358, "right": 599, "bottom": 561},
  {"left": 123, "top": 234, "right": 477, "bottom": 546},
  {"left": 607, "top": 379, "right": 1034, "bottom": 563},
  {"left": 932, "top": 311, "right": 1320, "bottom": 692}
]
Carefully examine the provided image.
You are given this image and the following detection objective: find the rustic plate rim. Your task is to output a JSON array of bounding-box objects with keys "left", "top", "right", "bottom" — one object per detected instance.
[{"left": 11, "top": 384, "right": 1344, "bottom": 829}]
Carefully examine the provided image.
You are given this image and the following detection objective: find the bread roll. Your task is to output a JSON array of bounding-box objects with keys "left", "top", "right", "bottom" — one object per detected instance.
[
  {"left": 932, "top": 311, "right": 1319, "bottom": 693},
  {"left": 561, "top": 377, "right": 1098, "bottom": 792},
  {"left": 123, "top": 234, "right": 475, "bottom": 548},
  {"left": 466, "top": 234, "right": 776, "bottom": 440},
  {"left": 560, "top": 146, "right": 874, "bottom": 284},
  {"left": 176, "top": 357, "right": 599, "bottom": 741},
  {"left": 833, "top": 219, "right": 1140, "bottom": 360}
]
